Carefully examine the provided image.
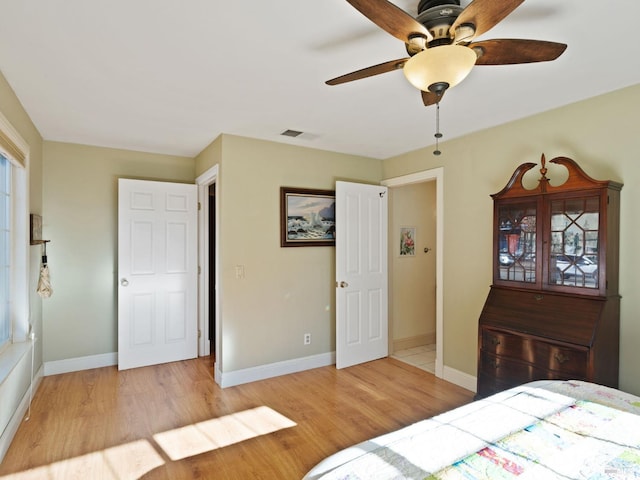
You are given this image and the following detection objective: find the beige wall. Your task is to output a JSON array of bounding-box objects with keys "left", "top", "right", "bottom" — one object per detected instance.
[
  {"left": 382, "top": 83, "right": 640, "bottom": 395},
  {"left": 39, "top": 133, "right": 381, "bottom": 374},
  {"left": 196, "top": 134, "right": 382, "bottom": 373},
  {"left": 195, "top": 133, "right": 222, "bottom": 176},
  {"left": 390, "top": 182, "right": 437, "bottom": 346},
  {"left": 42, "top": 142, "right": 195, "bottom": 361}
]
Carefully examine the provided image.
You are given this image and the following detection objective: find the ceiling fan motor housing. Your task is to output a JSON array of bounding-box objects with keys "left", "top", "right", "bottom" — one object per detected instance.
[
  {"left": 416, "top": 2, "right": 464, "bottom": 47},
  {"left": 417, "top": 0, "right": 460, "bottom": 14}
]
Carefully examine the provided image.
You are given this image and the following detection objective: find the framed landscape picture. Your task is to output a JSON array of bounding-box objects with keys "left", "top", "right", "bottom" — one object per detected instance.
[{"left": 280, "top": 187, "right": 336, "bottom": 247}]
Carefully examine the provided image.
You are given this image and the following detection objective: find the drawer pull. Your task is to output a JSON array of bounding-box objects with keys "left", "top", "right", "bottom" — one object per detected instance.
[
  {"left": 490, "top": 336, "right": 501, "bottom": 346},
  {"left": 554, "top": 352, "right": 570, "bottom": 364},
  {"left": 534, "top": 294, "right": 544, "bottom": 301}
]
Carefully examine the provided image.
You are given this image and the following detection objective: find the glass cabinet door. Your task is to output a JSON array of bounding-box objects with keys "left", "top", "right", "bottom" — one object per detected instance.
[
  {"left": 548, "top": 196, "right": 600, "bottom": 289},
  {"left": 496, "top": 202, "right": 537, "bottom": 284}
]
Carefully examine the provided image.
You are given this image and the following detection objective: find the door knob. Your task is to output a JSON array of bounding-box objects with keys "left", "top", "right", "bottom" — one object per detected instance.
[
  {"left": 120, "top": 278, "right": 129, "bottom": 287},
  {"left": 337, "top": 281, "right": 349, "bottom": 288}
]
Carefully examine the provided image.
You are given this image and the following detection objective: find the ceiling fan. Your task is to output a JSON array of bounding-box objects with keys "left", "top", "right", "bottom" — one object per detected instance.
[{"left": 326, "top": 0, "right": 567, "bottom": 106}]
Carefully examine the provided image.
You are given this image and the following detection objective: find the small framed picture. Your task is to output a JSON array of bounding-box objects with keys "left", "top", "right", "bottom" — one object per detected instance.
[
  {"left": 30, "top": 214, "right": 43, "bottom": 244},
  {"left": 280, "top": 187, "right": 336, "bottom": 247},
  {"left": 399, "top": 226, "right": 416, "bottom": 256}
]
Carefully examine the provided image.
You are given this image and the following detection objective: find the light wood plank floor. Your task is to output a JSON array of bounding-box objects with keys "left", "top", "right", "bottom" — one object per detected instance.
[{"left": 0, "top": 356, "right": 473, "bottom": 479}]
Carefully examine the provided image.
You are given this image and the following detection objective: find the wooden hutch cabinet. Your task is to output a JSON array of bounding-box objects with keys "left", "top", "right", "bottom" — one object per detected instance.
[{"left": 476, "top": 155, "right": 622, "bottom": 398}]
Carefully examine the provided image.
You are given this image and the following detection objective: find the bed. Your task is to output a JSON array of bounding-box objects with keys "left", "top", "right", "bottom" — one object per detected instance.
[{"left": 303, "top": 380, "right": 640, "bottom": 479}]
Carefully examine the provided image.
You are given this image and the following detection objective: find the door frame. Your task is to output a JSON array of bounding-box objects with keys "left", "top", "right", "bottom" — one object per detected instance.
[
  {"left": 196, "top": 165, "right": 220, "bottom": 381},
  {"left": 382, "top": 167, "right": 444, "bottom": 378}
]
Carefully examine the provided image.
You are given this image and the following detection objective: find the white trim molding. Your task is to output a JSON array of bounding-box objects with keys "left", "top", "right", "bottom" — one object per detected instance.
[
  {"left": 443, "top": 365, "right": 477, "bottom": 393},
  {"left": 0, "top": 362, "right": 42, "bottom": 462},
  {"left": 218, "top": 352, "right": 336, "bottom": 388},
  {"left": 382, "top": 167, "right": 445, "bottom": 379},
  {"left": 39, "top": 349, "right": 477, "bottom": 394},
  {"left": 0, "top": 108, "right": 30, "bottom": 163},
  {"left": 44, "top": 352, "right": 117, "bottom": 376},
  {"left": 196, "top": 164, "right": 220, "bottom": 361}
]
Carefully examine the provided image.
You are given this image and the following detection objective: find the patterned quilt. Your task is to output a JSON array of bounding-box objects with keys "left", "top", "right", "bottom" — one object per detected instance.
[{"left": 307, "top": 380, "right": 640, "bottom": 480}]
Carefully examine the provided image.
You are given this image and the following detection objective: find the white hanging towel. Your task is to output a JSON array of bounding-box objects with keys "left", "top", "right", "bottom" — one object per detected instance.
[{"left": 37, "top": 263, "right": 53, "bottom": 298}]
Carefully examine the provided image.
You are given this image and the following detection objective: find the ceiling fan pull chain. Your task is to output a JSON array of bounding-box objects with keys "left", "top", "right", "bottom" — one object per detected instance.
[{"left": 433, "top": 102, "right": 442, "bottom": 156}]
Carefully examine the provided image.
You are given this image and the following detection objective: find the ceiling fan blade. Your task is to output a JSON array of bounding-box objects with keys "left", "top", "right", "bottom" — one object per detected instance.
[
  {"left": 472, "top": 39, "right": 567, "bottom": 65},
  {"left": 346, "top": 0, "right": 433, "bottom": 43},
  {"left": 326, "top": 58, "right": 408, "bottom": 85},
  {"left": 421, "top": 90, "right": 445, "bottom": 106},
  {"left": 450, "top": 0, "right": 524, "bottom": 40}
]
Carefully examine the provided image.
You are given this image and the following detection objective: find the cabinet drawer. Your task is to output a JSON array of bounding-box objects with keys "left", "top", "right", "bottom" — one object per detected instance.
[
  {"left": 479, "top": 352, "right": 577, "bottom": 384},
  {"left": 481, "top": 329, "right": 529, "bottom": 358},
  {"left": 534, "top": 343, "right": 588, "bottom": 377},
  {"left": 481, "top": 328, "right": 588, "bottom": 377},
  {"left": 479, "top": 352, "right": 539, "bottom": 383}
]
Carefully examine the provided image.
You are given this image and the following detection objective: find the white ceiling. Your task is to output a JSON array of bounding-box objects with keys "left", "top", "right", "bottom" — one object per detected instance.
[{"left": 0, "top": 0, "right": 639, "bottom": 160}]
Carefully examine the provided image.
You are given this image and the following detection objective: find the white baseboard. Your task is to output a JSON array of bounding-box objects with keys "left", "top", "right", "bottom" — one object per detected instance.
[
  {"left": 214, "top": 361, "right": 222, "bottom": 385},
  {"left": 217, "top": 352, "right": 477, "bottom": 394},
  {"left": 442, "top": 365, "right": 477, "bottom": 393},
  {"left": 40, "top": 350, "right": 476, "bottom": 395},
  {"left": 44, "top": 352, "right": 117, "bottom": 376},
  {"left": 218, "top": 351, "right": 336, "bottom": 388},
  {"left": 0, "top": 365, "right": 43, "bottom": 462}
]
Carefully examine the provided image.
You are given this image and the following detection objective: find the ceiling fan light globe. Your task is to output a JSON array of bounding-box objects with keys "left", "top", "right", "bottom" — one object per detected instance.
[{"left": 403, "top": 45, "right": 477, "bottom": 92}]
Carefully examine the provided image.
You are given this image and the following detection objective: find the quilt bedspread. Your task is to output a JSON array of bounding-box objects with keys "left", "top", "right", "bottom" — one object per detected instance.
[{"left": 312, "top": 381, "right": 640, "bottom": 480}]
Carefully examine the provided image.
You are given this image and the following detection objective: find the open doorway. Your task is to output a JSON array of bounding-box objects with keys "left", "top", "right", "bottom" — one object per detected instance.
[
  {"left": 208, "top": 183, "right": 216, "bottom": 360},
  {"left": 382, "top": 167, "right": 444, "bottom": 378},
  {"left": 196, "top": 165, "right": 219, "bottom": 378},
  {"left": 388, "top": 181, "right": 436, "bottom": 373}
]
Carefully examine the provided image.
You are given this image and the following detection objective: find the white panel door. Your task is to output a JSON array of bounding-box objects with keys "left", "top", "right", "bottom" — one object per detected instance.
[
  {"left": 118, "top": 179, "right": 198, "bottom": 370},
  {"left": 336, "top": 181, "right": 388, "bottom": 369}
]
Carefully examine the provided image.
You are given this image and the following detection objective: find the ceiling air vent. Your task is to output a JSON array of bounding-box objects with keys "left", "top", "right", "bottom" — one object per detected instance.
[{"left": 281, "top": 129, "right": 303, "bottom": 138}]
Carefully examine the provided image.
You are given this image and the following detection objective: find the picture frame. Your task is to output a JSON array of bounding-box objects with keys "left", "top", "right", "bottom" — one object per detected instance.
[
  {"left": 30, "top": 213, "right": 43, "bottom": 244},
  {"left": 280, "top": 187, "right": 336, "bottom": 247},
  {"left": 399, "top": 226, "right": 416, "bottom": 257}
]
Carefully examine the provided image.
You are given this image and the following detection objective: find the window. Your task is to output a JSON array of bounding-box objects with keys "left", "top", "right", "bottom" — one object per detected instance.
[
  {"left": 0, "top": 154, "right": 9, "bottom": 349},
  {"left": 0, "top": 110, "right": 29, "bottom": 352}
]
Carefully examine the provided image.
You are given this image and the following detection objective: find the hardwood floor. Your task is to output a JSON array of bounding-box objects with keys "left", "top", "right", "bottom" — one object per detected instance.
[{"left": 0, "top": 357, "right": 473, "bottom": 479}]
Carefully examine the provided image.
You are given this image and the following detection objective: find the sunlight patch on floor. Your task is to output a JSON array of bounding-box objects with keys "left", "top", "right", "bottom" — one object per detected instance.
[
  {"left": 1, "top": 406, "right": 297, "bottom": 479},
  {"left": 153, "top": 406, "right": 297, "bottom": 461},
  {"left": 0, "top": 439, "right": 163, "bottom": 480}
]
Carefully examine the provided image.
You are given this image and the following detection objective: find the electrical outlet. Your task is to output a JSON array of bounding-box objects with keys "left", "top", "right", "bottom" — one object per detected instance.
[{"left": 303, "top": 333, "right": 311, "bottom": 345}]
